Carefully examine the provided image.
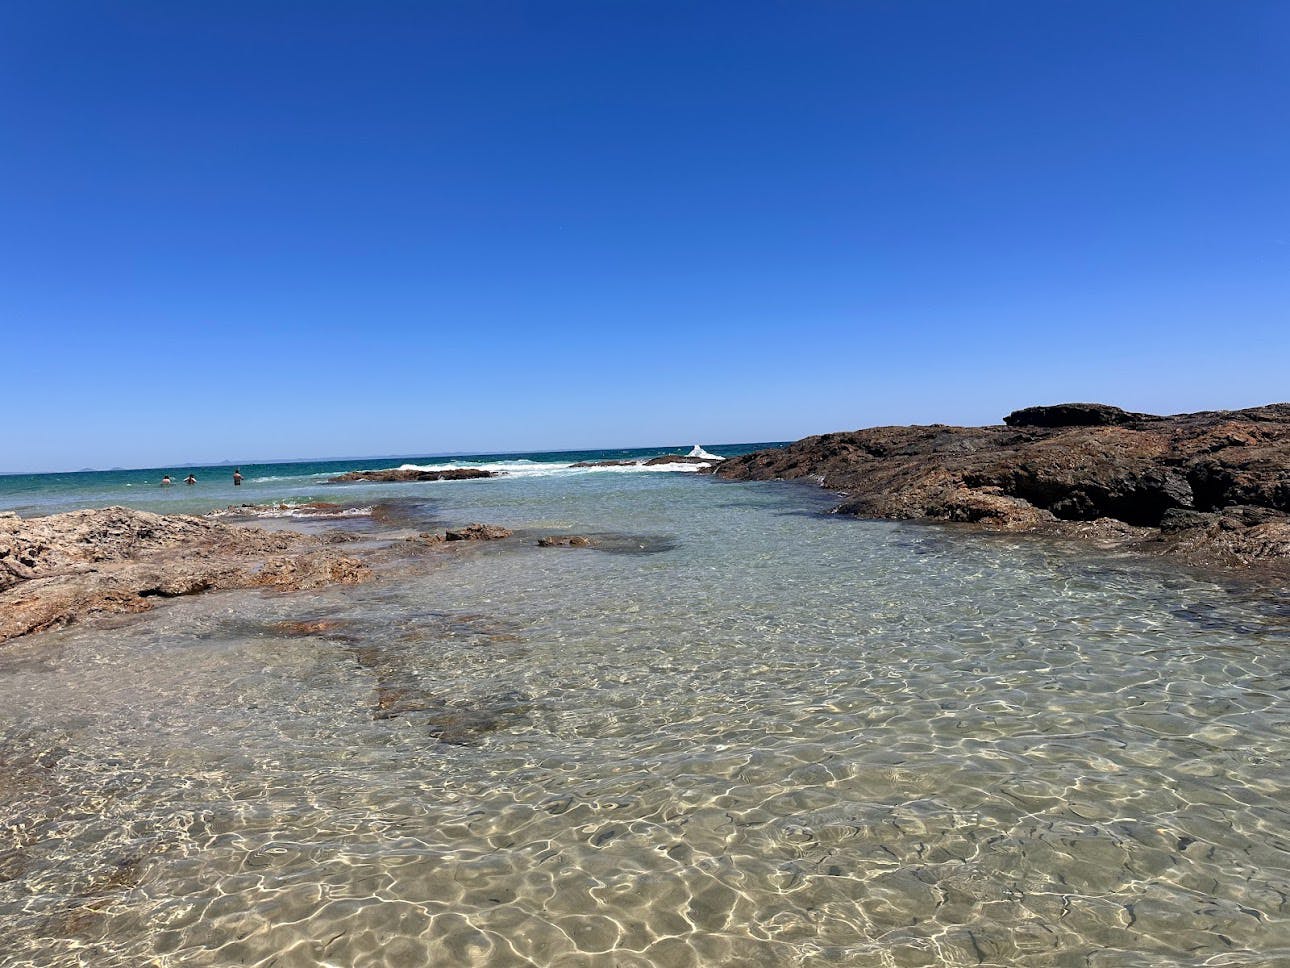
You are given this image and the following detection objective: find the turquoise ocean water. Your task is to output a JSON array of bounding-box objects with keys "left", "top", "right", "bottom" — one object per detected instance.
[{"left": 0, "top": 443, "right": 778, "bottom": 517}]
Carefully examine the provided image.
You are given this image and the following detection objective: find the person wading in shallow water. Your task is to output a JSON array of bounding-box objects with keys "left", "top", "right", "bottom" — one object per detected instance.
[
  {"left": 160, "top": 475, "right": 172, "bottom": 486},
  {"left": 233, "top": 468, "right": 243, "bottom": 486},
  {"left": 184, "top": 474, "right": 197, "bottom": 485}
]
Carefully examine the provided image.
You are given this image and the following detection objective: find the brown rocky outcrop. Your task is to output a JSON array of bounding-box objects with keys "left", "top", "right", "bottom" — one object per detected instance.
[
  {"left": 716, "top": 403, "right": 1290, "bottom": 573},
  {"left": 0, "top": 507, "right": 369, "bottom": 643},
  {"left": 327, "top": 468, "right": 495, "bottom": 483},
  {"left": 446, "top": 523, "right": 513, "bottom": 541}
]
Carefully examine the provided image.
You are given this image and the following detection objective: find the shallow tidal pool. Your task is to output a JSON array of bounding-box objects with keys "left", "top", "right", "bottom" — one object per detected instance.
[{"left": 2, "top": 471, "right": 1289, "bottom": 966}]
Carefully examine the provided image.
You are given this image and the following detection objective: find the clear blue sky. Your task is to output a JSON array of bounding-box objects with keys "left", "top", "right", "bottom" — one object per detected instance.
[{"left": 2, "top": 1, "right": 1287, "bottom": 471}]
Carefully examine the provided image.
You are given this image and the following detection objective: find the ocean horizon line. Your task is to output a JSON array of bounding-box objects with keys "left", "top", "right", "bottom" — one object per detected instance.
[{"left": 0, "top": 440, "right": 789, "bottom": 479}]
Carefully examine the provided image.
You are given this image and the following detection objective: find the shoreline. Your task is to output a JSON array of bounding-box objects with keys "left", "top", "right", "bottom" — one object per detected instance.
[{"left": 5, "top": 405, "right": 1288, "bottom": 646}]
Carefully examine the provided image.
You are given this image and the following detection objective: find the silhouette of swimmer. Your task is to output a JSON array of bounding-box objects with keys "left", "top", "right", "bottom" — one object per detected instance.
[
  {"left": 184, "top": 474, "right": 197, "bottom": 485},
  {"left": 160, "top": 475, "right": 172, "bottom": 486},
  {"left": 233, "top": 468, "right": 243, "bottom": 486}
]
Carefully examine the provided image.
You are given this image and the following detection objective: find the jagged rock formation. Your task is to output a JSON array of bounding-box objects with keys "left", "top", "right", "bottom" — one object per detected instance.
[
  {"left": 716, "top": 403, "right": 1290, "bottom": 572},
  {"left": 0, "top": 507, "right": 368, "bottom": 643}
]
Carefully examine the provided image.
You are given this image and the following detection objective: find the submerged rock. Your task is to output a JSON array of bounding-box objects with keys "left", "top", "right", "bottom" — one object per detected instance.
[
  {"left": 271, "top": 618, "right": 351, "bottom": 637},
  {"left": 536, "top": 532, "right": 677, "bottom": 554},
  {"left": 414, "top": 523, "right": 514, "bottom": 544},
  {"left": 716, "top": 402, "right": 1290, "bottom": 573},
  {"left": 327, "top": 468, "right": 495, "bottom": 483},
  {"left": 537, "top": 535, "right": 593, "bottom": 547}
]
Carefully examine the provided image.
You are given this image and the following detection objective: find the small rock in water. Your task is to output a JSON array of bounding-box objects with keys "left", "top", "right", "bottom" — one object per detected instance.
[{"left": 444, "top": 524, "right": 513, "bottom": 541}]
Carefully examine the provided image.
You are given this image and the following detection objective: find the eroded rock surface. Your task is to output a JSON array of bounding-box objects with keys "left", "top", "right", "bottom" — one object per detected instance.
[
  {"left": 0, "top": 507, "right": 369, "bottom": 643},
  {"left": 716, "top": 403, "right": 1290, "bottom": 572}
]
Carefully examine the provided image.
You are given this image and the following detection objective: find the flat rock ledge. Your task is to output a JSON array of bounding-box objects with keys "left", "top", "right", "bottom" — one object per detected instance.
[
  {"left": 328, "top": 468, "right": 495, "bottom": 483},
  {"left": 0, "top": 507, "right": 369, "bottom": 644},
  {"left": 716, "top": 402, "right": 1290, "bottom": 574}
]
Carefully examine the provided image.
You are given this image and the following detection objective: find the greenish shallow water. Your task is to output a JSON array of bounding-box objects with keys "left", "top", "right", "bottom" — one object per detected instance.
[{"left": 2, "top": 469, "right": 1289, "bottom": 966}]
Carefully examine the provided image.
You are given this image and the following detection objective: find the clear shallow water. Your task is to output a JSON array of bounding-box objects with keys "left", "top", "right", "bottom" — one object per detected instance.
[{"left": 2, "top": 469, "right": 1290, "bottom": 966}]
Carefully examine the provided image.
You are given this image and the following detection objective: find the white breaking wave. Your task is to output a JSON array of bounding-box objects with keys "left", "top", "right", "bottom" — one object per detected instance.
[
  {"left": 687, "top": 445, "right": 724, "bottom": 461},
  {"left": 394, "top": 461, "right": 555, "bottom": 475},
  {"left": 386, "top": 458, "right": 713, "bottom": 479},
  {"left": 251, "top": 471, "right": 358, "bottom": 483},
  {"left": 209, "top": 503, "right": 374, "bottom": 519}
]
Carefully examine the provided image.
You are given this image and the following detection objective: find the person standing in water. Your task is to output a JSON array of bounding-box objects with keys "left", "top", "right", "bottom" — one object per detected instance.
[
  {"left": 233, "top": 468, "right": 243, "bottom": 486},
  {"left": 160, "top": 475, "right": 172, "bottom": 486},
  {"left": 184, "top": 474, "right": 197, "bottom": 485}
]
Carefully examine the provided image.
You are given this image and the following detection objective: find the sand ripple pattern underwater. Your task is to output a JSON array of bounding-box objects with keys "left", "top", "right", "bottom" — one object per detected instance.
[{"left": 2, "top": 467, "right": 1289, "bottom": 966}]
